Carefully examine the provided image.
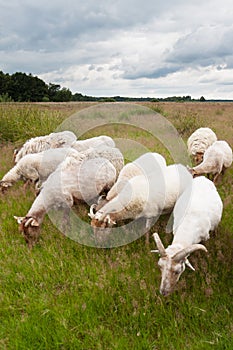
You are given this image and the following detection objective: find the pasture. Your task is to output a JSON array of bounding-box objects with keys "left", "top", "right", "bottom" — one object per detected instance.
[{"left": 0, "top": 101, "right": 232, "bottom": 349}]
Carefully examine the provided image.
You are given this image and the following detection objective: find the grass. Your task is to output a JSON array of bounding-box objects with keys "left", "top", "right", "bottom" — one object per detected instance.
[{"left": 0, "top": 101, "right": 233, "bottom": 349}]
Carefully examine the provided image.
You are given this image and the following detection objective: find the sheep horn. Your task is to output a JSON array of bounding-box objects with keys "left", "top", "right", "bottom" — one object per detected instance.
[
  {"left": 88, "top": 204, "right": 97, "bottom": 219},
  {"left": 24, "top": 217, "right": 35, "bottom": 227},
  {"left": 172, "top": 244, "right": 208, "bottom": 262},
  {"left": 98, "top": 194, "right": 106, "bottom": 203},
  {"left": 152, "top": 233, "right": 167, "bottom": 257}
]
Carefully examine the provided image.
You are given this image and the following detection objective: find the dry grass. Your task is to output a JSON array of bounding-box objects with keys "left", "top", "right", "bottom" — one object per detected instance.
[{"left": 0, "top": 101, "right": 232, "bottom": 350}]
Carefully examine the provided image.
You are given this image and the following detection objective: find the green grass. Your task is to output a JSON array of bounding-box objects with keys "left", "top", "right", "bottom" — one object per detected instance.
[{"left": 0, "top": 102, "right": 232, "bottom": 349}]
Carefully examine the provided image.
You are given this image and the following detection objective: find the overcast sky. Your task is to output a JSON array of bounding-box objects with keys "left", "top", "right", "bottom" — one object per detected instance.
[{"left": 1, "top": 0, "right": 233, "bottom": 99}]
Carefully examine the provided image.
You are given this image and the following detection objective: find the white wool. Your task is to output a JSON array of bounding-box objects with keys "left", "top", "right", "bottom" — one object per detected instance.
[
  {"left": 15, "top": 131, "right": 77, "bottom": 163},
  {"left": 106, "top": 152, "right": 167, "bottom": 201},
  {"left": 92, "top": 163, "right": 192, "bottom": 226},
  {"left": 191, "top": 140, "right": 232, "bottom": 179},
  {"left": 187, "top": 127, "right": 217, "bottom": 155},
  {"left": 172, "top": 176, "right": 223, "bottom": 244},
  {"left": 26, "top": 156, "right": 117, "bottom": 220},
  {"left": 1, "top": 147, "right": 79, "bottom": 190},
  {"left": 71, "top": 135, "right": 115, "bottom": 152},
  {"left": 154, "top": 176, "right": 223, "bottom": 296}
]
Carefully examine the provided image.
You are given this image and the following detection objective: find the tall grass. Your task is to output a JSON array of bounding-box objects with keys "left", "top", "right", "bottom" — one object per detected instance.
[
  {"left": 0, "top": 103, "right": 67, "bottom": 144},
  {"left": 0, "top": 102, "right": 232, "bottom": 349}
]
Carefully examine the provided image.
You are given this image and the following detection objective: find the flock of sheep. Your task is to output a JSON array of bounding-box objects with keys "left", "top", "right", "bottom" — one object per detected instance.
[{"left": 0, "top": 127, "right": 232, "bottom": 296}]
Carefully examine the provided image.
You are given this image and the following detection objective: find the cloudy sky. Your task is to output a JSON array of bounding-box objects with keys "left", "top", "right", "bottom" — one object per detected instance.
[{"left": 1, "top": 0, "right": 233, "bottom": 99}]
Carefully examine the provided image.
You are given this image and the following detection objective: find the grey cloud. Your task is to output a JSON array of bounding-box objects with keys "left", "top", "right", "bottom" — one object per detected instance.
[
  {"left": 166, "top": 25, "right": 233, "bottom": 67},
  {"left": 0, "top": 0, "right": 189, "bottom": 54},
  {"left": 123, "top": 65, "right": 181, "bottom": 80}
]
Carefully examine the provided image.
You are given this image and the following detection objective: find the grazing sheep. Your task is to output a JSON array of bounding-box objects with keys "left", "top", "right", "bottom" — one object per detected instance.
[
  {"left": 90, "top": 146, "right": 124, "bottom": 177},
  {"left": 71, "top": 135, "right": 115, "bottom": 152},
  {"left": 188, "top": 140, "right": 232, "bottom": 184},
  {"left": 105, "top": 152, "right": 167, "bottom": 201},
  {"left": 187, "top": 127, "right": 217, "bottom": 164},
  {"left": 14, "top": 153, "right": 117, "bottom": 248},
  {"left": 0, "top": 147, "right": 79, "bottom": 193},
  {"left": 14, "top": 130, "right": 77, "bottom": 163},
  {"left": 90, "top": 164, "right": 192, "bottom": 244},
  {"left": 153, "top": 176, "right": 223, "bottom": 296},
  {"left": 73, "top": 145, "right": 124, "bottom": 178}
]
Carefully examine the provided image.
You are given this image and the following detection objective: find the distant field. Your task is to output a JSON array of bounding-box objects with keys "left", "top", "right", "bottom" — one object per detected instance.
[{"left": 0, "top": 101, "right": 232, "bottom": 349}]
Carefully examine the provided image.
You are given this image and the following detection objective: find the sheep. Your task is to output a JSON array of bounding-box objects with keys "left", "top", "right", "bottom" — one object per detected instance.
[
  {"left": 71, "top": 135, "right": 115, "bottom": 152},
  {"left": 152, "top": 176, "right": 223, "bottom": 296},
  {"left": 187, "top": 127, "right": 217, "bottom": 164},
  {"left": 188, "top": 140, "right": 232, "bottom": 184},
  {"left": 90, "top": 163, "right": 192, "bottom": 244},
  {"left": 14, "top": 130, "right": 77, "bottom": 163},
  {"left": 69, "top": 145, "right": 124, "bottom": 178},
  {"left": 105, "top": 152, "right": 167, "bottom": 202},
  {"left": 83, "top": 145, "right": 124, "bottom": 177},
  {"left": 0, "top": 147, "right": 80, "bottom": 193},
  {"left": 14, "top": 152, "right": 117, "bottom": 248}
]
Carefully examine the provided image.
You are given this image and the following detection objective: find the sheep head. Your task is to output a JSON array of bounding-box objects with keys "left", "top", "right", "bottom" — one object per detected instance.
[
  {"left": 153, "top": 233, "right": 207, "bottom": 296},
  {"left": 90, "top": 212, "right": 116, "bottom": 228},
  {"left": 193, "top": 152, "right": 204, "bottom": 165},
  {"left": 0, "top": 181, "right": 12, "bottom": 193},
  {"left": 14, "top": 216, "right": 40, "bottom": 249}
]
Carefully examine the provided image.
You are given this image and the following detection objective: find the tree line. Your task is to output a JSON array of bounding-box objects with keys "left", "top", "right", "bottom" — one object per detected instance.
[
  {"left": 0, "top": 71, "right": 209, "bottom": 103},
  {"left": 0, "top": 71, "right": 91, "bottom": 102}
]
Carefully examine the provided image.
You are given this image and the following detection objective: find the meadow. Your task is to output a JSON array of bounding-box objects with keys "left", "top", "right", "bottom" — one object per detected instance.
[{"left": 0, "top": 101, "right": 232, "bottom": 349}]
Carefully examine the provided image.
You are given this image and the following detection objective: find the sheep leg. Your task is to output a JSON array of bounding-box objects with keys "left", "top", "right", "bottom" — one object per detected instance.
[
  {"left": 213, "top": 172, "right": 221, "bottom": 185},
  {"left": 23, "top": 179, "right": 33, "bottom": 192},
  {"left": 61, "top": 207, "right": 71, "bottom": 235}
]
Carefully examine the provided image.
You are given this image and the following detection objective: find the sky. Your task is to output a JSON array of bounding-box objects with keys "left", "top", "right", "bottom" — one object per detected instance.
[{"left": 1, "top": 0, "right": 233, "bottom": 99}]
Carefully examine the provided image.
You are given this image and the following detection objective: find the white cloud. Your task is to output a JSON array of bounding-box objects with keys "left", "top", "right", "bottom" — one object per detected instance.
[{"left": 1, "top": 0, "right": 233, "bottom": 98}]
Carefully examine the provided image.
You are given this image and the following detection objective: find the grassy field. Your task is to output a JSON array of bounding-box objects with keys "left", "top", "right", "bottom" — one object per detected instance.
[{"left": 0, "top": 101, "right": 232, "bottom": 349}]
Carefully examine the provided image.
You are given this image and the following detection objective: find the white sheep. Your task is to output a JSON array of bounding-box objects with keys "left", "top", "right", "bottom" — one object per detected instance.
[
  {"left": 92, "top": 146, "right": 124, "bottom": 177},
  {"left": 105, "top": 152, "right": 167, "bottom": 201},
  {"left": 14, "top": 130, "right": 77, "bottom": 163},
  {"left": 0, "top": 147, "right": 80, "bottom": 193},
  {"left": 188, "top": 140, "right": 232, "bottom": 184},
  {"left": 14, "top": 153, "right": 117, "bottom": 248},
  {"left": 187, "top": 127, "right": 217, "bottom": 164},
  {"left": 153, "top": 176, "right": 223, "bottom": 296},
  {"left": 74, "top": 145, "right": 124, "bottom": 178},
  {"left": 71, "top": 135, "right": 115, "bottom": 152},
  {"left": 90, "top": 163, "right": 192, "bottom": 244}
]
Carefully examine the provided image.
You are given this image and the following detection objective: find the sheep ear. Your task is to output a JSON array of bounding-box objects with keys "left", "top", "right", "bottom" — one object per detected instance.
[
  {"left": 150, "top": 250, "right": 159, "bottom": 254},
  {"left": 185, "top": 258, "right": 195, "bottom": 271},
  {"left": 13, "top": 216, "right": 25, "bottom": 224},
  {"left": 31, "top": 219, "right": 39, "bottom": 227}
]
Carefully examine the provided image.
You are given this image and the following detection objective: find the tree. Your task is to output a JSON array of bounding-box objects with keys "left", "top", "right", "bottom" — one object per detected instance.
[{"left": 6, "top": 72, "right": 48, "bottom": 101}]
